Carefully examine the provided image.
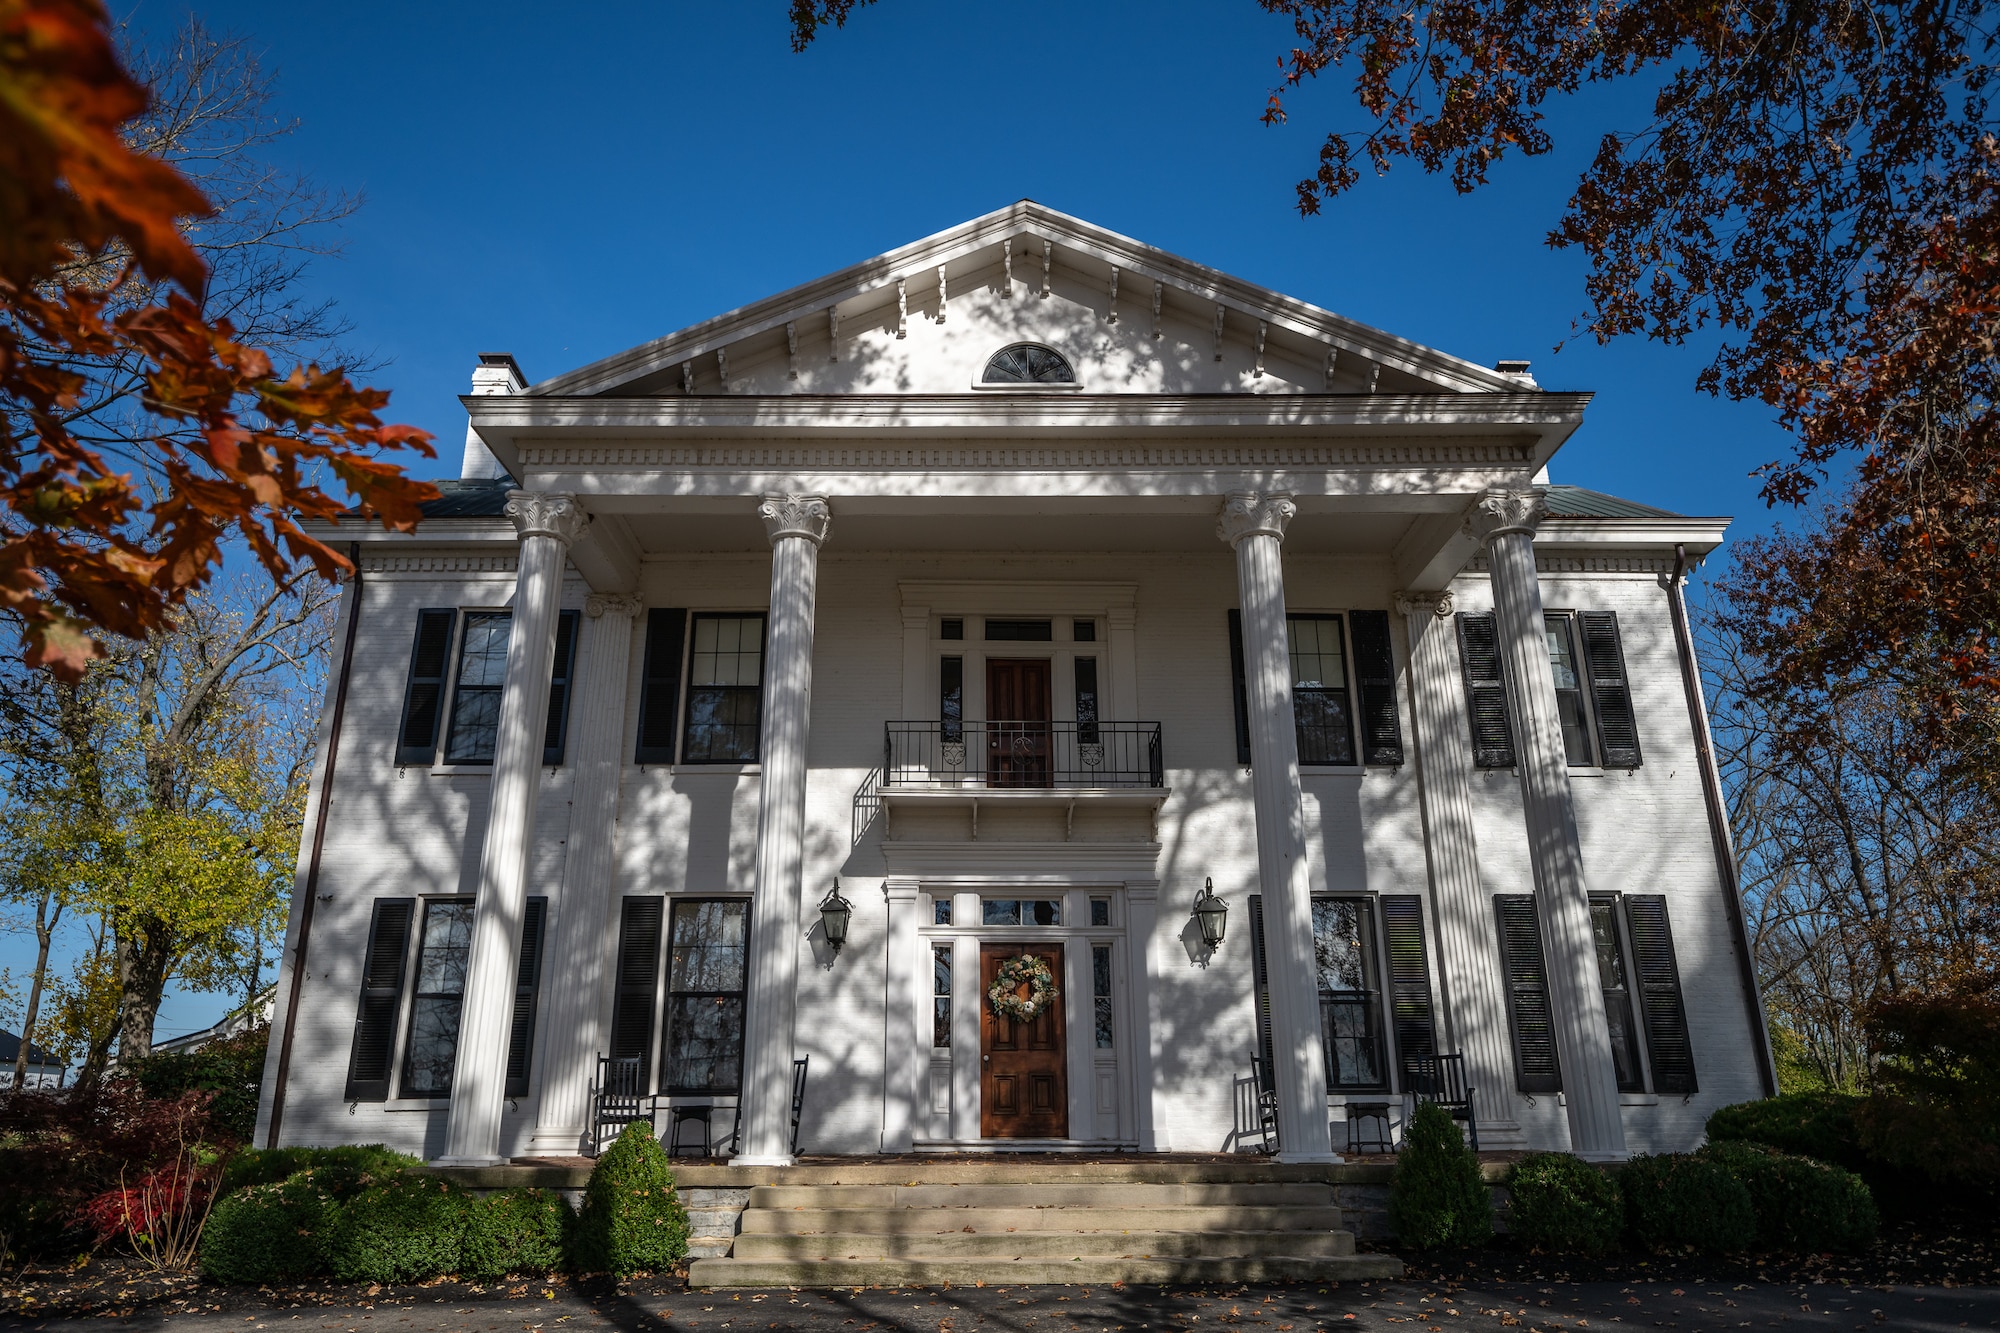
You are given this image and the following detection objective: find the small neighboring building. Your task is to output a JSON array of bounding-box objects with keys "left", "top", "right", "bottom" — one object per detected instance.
[
  {"left": 150, "top": 990, "right": 275, "bottom": 1058},
  {"left": 0, "top": 1030, "right": 66, "bottom": 1089}
]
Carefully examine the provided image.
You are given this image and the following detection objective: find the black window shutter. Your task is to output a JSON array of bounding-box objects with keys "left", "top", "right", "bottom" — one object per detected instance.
[
  {"left": 1379, "top": 895, "right": 1437, "bottom": 1084},
  {"left": 504, "top": 897, "right": 548, "bottom": 1098},
  {"left": 395, "top": 611, "right": 457, "bottom": 765},
  {"left": 1349, "top": 610, "right": 1404, "bottom": 766},
  {"left": 542, "top": 611, "right": 581, "bottom": 766},
  {"left": 1579, "top": 611, "right": 1642, "bottom": 768},
  {"left": 634, "top": 609, "right": 688, "bottom": 764},
  {"left": 608, "top": 896, "right": 664, "bottom": 1086},
  {"left": 1227, "top": 610, "right": 1252, "bottom": 765},
  {"left": 1456, "top": 612, "right": 1515, "bottom": 768},
  {"left": 1623, "top": 895, "right": 1698, "bottom": 1093},
  {"left": 1494, "top": 894, "right": 1563, "bottom": 1093},
  {"left": 1247, "top": 894, "right": 1276, "bottom": 1092},
  {"left": 345, "top": 898, "right": 416, "bottom": 1101}
]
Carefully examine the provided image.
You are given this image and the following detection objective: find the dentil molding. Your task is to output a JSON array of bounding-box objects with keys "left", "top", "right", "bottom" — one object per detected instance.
[
  {"left": 1216, "top": 490, "right": 1296, "bottom": 547},
  {"left": 505, "top": 491, "right": 590, "bottom": 546},
  {"left": 1395, "top": 590, "right": 1455, "bottom": 619},
  {"left": 1461, "top": 488, "right": 1548, "bottom": 546},
  {"left": 513, "top": 441, "right": 1536, "bottom": 472},
  {"left": 758, "top": 493, "right": 833, "bottom": 546}
]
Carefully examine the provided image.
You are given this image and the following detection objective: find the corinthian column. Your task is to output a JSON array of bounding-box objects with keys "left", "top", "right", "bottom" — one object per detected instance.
[
  {"left": 1396, "top": 589, "right": 1519, "bottom": 1142},
  {"left": 1217, "top": 491, "right": 1337, "bottom": 1163},
  {"left": 731, "top": 493, "right": 831, "bottom": 1167},
  {"left": 439, "top": 491, "right": 589, "bottom": 1166},
  {"left": 1465, "top": 490, "right": 1627, "bottom": 1161},
  {"left": 529, "top": 592, "right": 641, "bottom": 1155}
]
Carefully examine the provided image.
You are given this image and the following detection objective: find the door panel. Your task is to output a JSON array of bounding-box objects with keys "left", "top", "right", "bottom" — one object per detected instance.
[
  {"left": 980, "top": 942, "right": 1068, "bottom": 1138},
  {"left": 986, "top": 659, "right": 1052, "bottom": 788}
]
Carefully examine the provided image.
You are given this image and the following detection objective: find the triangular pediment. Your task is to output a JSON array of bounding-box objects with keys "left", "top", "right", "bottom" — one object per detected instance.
[{"left": 529, "top": 202, "right": 1525, "bottom": 399}]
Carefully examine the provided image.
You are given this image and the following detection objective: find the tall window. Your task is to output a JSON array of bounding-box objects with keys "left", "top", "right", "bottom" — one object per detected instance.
[
  {"left": 682, "top": 614, "right": 765, "bottom": 763},
  {"left": 401, "top": 899, "right": 474, "bottom": 1097},
  {"left": 1311, "top": 897, "right": 1388, "bottom": 1090},
  {"left": 1545, "top": 614, "right": 1594, "bottom": 765},
  {"left": 1290, "top": 615, "right": 1356, "bottom": 765},
  {"left": 932, "top": 945, "right": 952, "bottom": 1047},
  {"left": 444, "top": 613, "right": 511, "bottom": 763},
  {"left": 940, "top": 656, "right": 963, "bottom": 742},
  {"left": 662, "top": 899, "right": 749, "bottom": 1092},
  {"left": 1092, "top": 945, "right": 1114, "bottom": 1048},
  {"left": 1075, "top": 657, "right": 1100, "bottom": 744},
  {"left": 1591, "top": 896, "right": 1646, "bottom": 1092}
]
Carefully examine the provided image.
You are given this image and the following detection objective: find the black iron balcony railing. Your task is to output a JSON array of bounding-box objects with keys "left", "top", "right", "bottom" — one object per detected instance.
[{"left": 884, "top": 720, "right": 1164, "bottom": 789}]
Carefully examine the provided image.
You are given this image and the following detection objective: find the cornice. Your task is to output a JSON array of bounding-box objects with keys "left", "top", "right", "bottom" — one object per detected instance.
[
  {"left": 510, "top": 440, "right": 1540, "bottom": 475},
  {"left": 1465, "top": 552, "right": 1685, "bottom": 576},
  {"left": 361, "top": 553, "right": 519, "bottom": 574}
]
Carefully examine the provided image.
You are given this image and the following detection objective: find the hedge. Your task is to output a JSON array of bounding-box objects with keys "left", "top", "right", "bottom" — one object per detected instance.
[
  {"left": 571, "top": 1121, "right": 691, "bottom": 1274},
  {"left": 1621, "top": 1152, "right": 1756, "bottom": 1253},
  {"left": 1388, "top": 1101, "right": 1491, "bottom": 1249},
  {"left": 1507, "top": 1153, "right": 1622, "bottom": 1255}
]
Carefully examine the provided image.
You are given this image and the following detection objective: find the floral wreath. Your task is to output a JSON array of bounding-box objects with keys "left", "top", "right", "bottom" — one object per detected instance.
[{"left": 988, "top": 953, "right": 1059, "bottom": 1024}]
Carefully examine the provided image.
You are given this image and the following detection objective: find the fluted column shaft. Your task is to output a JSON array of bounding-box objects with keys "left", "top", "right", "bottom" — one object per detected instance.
[
  {"left": 1398, "top": 591, "right": 1518, "bottom": 1138},
  {"left": 440, "top": 492, "right": 588, "bottom": 1166},
  {"left": 1218, "top": 491, "right": 1338, "bottom": 1163},
  {"left": 528, "top": 593, "right": 641, "bottom": 1154},
  {"left": 1469, "top": 490, "right": 1627, "bottom": 1161},
  {"left": 732, "top": 494, "right": 830, "bottom": 1167}
]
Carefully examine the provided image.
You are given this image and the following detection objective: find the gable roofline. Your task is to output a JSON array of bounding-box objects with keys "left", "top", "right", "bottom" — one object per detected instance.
[{"left": 528, "top": 201, "right": 1525, "bottom": 398}]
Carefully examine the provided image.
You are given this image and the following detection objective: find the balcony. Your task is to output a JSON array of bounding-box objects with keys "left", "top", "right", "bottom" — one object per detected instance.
[{"left": 884, "top": 720, "right": 1164, "bottom": 790}]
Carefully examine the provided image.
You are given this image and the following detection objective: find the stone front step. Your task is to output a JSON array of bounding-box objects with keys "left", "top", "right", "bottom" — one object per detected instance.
[
  {"left": 742, "top": 1205, "right": 1351, "bottom": 1235},
  {"left": 732, "top": 1228, "right": 1357, "bottom": 1260},
  {"left": 746, "top": 1182, "right": 1335, "bottom": 1209},
  {"left": 688, "top": 1255, "right": 1404, "bottom": 1287}
]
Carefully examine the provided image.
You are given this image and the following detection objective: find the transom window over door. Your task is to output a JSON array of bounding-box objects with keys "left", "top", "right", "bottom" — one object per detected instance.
[
  {"left": 683, "top": 614, "right": 765, "bottom": 763},
  {"left": 982, "top": 343, "right": 1075, "bottom": 384}
]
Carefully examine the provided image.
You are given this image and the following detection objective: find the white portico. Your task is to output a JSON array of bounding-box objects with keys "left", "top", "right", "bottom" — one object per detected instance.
[{"left": 256, "top": 203, "right": 1771, "bottom": 1168}]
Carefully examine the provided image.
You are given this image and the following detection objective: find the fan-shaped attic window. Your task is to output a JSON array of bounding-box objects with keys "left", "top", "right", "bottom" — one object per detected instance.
[{"left": 983, "top": 343, "right": 1075, "bottom": 384}]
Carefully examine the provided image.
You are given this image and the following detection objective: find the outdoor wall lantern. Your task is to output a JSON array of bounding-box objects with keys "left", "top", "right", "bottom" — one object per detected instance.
[
  {"left": 1193, "top": 877, "right": 1228, "bottom": 948},
  {"left": 820, "top": 880, "right": 854, "bottom": 956}
]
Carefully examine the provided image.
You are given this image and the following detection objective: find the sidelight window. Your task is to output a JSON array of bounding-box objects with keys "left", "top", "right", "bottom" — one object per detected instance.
[
  {"left": 1092, "top": 945, "right": 1114, "bottom": 1048},
  {"left": 933, "top": 945, "right": 953, "bottom": 1048}
]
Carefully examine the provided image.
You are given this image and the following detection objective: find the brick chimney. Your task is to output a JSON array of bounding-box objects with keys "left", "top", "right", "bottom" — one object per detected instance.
[{"left": 462, "top": 353, "right": 525, "bottom": 480}]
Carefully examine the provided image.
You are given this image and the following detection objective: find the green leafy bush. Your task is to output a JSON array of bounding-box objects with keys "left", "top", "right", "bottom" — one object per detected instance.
[
  {"left": 123, "top": 1028, "right": 270, "bottom": 1144},
  {"left": 1620, "top": 1152, "right": 1756, "bottom": 1253},
  {"left": 200, "top": 1170, "right": 340, "bottom": 1283},
  {"left": 220, "top": 1144, "right": 420, "bottom": 1198},
  {"left": 462, "top": 1188, "right": 571, "bottom": 1279},
  {"left": 1705, "top": 1093, "right": 1867, "bottom": 1171},
  {"left": 1506, "top": 1153, "right": 1623, "bottom": 1255},
  {"left": 326, "top": 1175, "right": 469, "bottom": 1284},
  {"left": 1701, "top": 1140, "right": 1878, "bottom": 1252},
  {"left": 571, "top": 1121, "right": 690, "bottom": 1274},
  {"left": 1388, "top": 1101, "right": 1491, "bottom": 1250}
]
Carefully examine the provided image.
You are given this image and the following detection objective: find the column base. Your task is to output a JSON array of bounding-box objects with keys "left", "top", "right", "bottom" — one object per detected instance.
[
  {"left": 729, "top": 1153, "right": 796, "bottom": 1168},
  {"left": 431, "top": 1155, "right": 510, "bottom": 1168},
  {"left": 1275, "top": 1151, "right": 1345, "bottom": 1165}
]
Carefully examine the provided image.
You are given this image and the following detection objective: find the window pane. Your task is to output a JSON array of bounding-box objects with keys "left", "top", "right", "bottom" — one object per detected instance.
[
  {"left": 1090, "top": 897, "right": 1110, "bottom": 926},
  {"left": 670, "top": 900, "right": 747, "bottom": 991},
  {"left": 1547, "top": 615, "right": 1595, "bottom": 765},
  {"left": 402, "top": 900, "right": 474, "bottom": 1098},
  {"left": 982, "top": 899, "right": 1020, "bottom": 925},
  {"left": 401, "top": 997, "right": 462, "bottom": 1097},
  {"left": 445, "top": 612, "right": 511, "bottom": 764},
  {"left": 1296, "top": 688, "right": 1356, "bottom": 765},
  {"left": 1320, "top": 992, "right": 1382, "bottom": 1087},
  {"left": 941, "top": 656, "right": 963, "bottom": 742},
  {"left": 1028, "top": 899, "right": 1061, "bottom": 926},
  {"left": 933, "top": 945, "right": 952, "bottom": 1048},
  {"left": 662, "top": 995, "right": 744, "bottom": 1090},
  {"left": 414, "top": 901, "right": 474, "bottom": 996},
  {"left": 457, "top": 613, "right": 511, "bottom": 687},
  {"left": 934, "top": 898, "right": 953, "bottom": 925},
  {"left": 683, "top": 686, "right": 761, "bottom": 762},
  {"left": 1288, "top": 616, "right": 1348, "bottom": 689},
  {"left": 1546, "top": 617, "right": 1581, "bottom": 691},
  {"left": 1311, "top": 900, "right": 1368, "bottom": 991},
  {"left": 1589, "top": 903, "right": 1626, "bottom": 989},
  {"left": 663, "top": 899, "right": 748, "bottom": 1093}
]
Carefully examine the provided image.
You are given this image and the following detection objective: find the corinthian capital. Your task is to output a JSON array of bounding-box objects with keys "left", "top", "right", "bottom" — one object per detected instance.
[
  {"left": 1216, "top": 490, "right": 1296, "bottom": 548},
  {"left": 1461, "top": 489, "right": 1547, "bottom": 546},
  {"left": 505, "top": 491, "right": 589, "bottom": 546},
  {"left": 1394, "top": 589, "right": 1454, "bottom": 620},
  {"left": 758, "top": 493, "right": 832, "bottom": 546}
]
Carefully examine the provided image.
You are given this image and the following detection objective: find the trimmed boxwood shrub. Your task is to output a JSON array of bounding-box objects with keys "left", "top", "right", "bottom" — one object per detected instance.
[
  {"left": 462, "top": 1188, "right": 571, "bottom": 1279},
  {"left": 1705, "top": 1093, "right": 1867, "bottom": 1172},
  {"left": 201, "top": 1170, "right": 342, "bottom": 1283},
  {"left": 1507, "top": 1152, "right": 1623, "bottom": 1255},
  {"left": 1702, "top": 1140, "right": 1878, "bottom": 1252},
  {"left": 571, "top": 1121, "right": 690, "bottom": 1275},
  {"left": 220, "top": 1144, "right": 421, "bottom": 1197},
  {"left": 326, "top": 1175, "right": 470, "bottom": 1284},
  {"left": 1388, "top": 1101, "right": 1492, "bottom": 1249},
  {"left": 1621, "top": 1152, "right": 1756, "bottom": 1253}
]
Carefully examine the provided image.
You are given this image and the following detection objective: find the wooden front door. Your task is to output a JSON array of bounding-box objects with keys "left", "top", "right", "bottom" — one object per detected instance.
[
  {"left": 985, "top": 658, "right": 1052, "bottom": 788},
  {"left": 980, "top": 943, "right": 1068, "bottom": 1138}
]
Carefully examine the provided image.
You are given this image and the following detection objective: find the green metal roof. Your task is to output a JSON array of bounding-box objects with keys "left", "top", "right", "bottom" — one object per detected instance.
[{"left": 1538, "top": 484, "right": 1683, "bottom": 520}]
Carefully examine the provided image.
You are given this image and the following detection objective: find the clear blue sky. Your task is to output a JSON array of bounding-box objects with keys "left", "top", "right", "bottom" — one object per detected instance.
[{"left": 11, "top": 2, "right": 1801, "bottom": 1044}]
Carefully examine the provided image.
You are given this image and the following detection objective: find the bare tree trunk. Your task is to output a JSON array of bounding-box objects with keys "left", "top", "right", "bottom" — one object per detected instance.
[
  {"left": 113, "top": 913, "right": 175, "bottom": 1063},
  {"left": 12, "top": 890, "right": 60, "bottom": 1089}
]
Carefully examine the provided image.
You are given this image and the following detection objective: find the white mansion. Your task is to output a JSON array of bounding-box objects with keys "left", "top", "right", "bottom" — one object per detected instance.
[{"left": 254, "top": 202, "right": 1772, "bottom": 1167}]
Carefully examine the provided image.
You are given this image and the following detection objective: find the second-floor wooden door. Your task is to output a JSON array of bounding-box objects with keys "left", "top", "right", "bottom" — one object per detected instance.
[{"left": 986, "top": 658, "right": 1051, "bottom": 787}]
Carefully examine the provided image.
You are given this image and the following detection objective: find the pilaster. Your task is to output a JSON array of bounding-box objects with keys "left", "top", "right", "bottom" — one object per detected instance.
[
  {"left": 1396, "top": 589, "right": 1521, "bottom": 1143},
  {"left": 527, "top": 592, "right": 641, "bottom": 1154},
  {"left": 1217, "top": 491, "right": 1338, "bottom": 1163},
  {"left": 732, "top": 493, "right": 831, "bottom": 1167},
  {"left": 1466, "top": 490, "right": 1627, "bottom": 1160},
  {"left": 882, "top": 878, "right": 921, "bottom": 1152},
  {"left": 1123, "top": 878, "right": 1165, "bottom": 1152},
  {"left": 438, "top": 491, "right": 588, "bottom": 1166}
]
